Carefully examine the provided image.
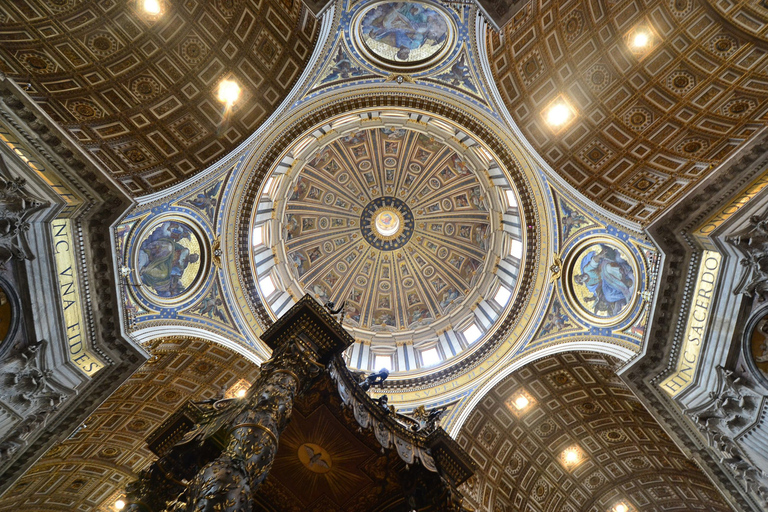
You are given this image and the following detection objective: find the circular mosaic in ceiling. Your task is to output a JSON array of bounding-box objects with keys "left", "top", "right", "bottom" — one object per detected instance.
[
  {"left": 355, "top": 1, "right": 453, "bottom": 69},
  {"left": 564, "top": 237, "right": 638, "bottom": 325},
  {"left": 252, "top": 116, "right": 525, "bottom": 373},
  {"left": 135, "top": 219, "right": 205, "bottom": 302}
]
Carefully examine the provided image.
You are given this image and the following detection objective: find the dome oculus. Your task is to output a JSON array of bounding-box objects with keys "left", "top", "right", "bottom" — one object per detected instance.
[
  {"left": 374, "top": 209, "right": 399, "bottom": 237},
  {"left": 361, "top": 197, "right": 414, "bottom": 249}
]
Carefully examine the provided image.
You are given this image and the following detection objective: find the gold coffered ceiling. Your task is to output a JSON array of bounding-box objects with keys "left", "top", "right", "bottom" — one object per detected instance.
[
  {"left": 488, "top": 0, "right": 768, "bottom": 224},
  {"left": 0, "top": 0, "right": 318, "bottom": 194},
  {"left": 0, "top": 338, "right": 260, "bottom": 512},
  {"left": 457, "top": 352, "right": 733, "bottom": 512}
]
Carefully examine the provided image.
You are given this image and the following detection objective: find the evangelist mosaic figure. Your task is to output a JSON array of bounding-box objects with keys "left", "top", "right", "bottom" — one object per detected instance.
[
  {"left": 138, "top": 221, "right": 201, "bottom": 298},
  {"left": 574, "top": 243, "right": 635, "bottom": 318},
  {"left": 361, "top": 2, "right": 448, "bottom": 62}
]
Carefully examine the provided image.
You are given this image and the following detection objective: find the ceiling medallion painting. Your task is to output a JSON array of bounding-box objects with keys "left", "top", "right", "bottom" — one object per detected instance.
[
  {"left": 564, "top": 238, "right": 638, "bottom": 325},
  {"left": 136, "top": 219, "right": 205, "bottom": 302},
  {"left": 298, "top": 443, "right": 333, "bottom": 474},
  {"left": 254, "top": 115, "right": 525, "bottom": 373},
  {"left": 354, "top": 1, "right": 454, "bottom": 70}
]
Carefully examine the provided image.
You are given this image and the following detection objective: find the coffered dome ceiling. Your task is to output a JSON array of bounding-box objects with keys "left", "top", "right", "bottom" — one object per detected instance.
[
  {"left": 0, "top": 0, "right": 318, "bottom": 194},
  {"left": 487, "top": 0, "right": 768, "bottom": 224},
  {"left": 457, "top": 352, "right": 733, "bottom": 512},
  {"left": 251, "top": 115, "right": 528, "bottom": 374},
  {"left": 0, "top": 338, "right": 261, "bottom": 512},
  {"left": 704, "top": 0, "right": 768, "bottom": 42}
]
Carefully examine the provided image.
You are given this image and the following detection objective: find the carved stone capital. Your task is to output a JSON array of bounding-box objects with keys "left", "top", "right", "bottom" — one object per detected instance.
[
  {"left": 0, "top": 341, "right": 70, "bottom": 461},
  {"left": 685, "top": 366, "right": 768, "bottom": 507},
  {"left": 728, "top": 207, "right": 768, "bottom": 302}
]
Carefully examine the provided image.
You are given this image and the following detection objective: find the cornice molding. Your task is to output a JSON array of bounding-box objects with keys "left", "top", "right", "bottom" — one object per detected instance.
[
  {"left": 0, "top": 78, "right": 146, "bottom": 495},
  {"left": 623, "top": 129, "right": 768, "bottom": 512}
]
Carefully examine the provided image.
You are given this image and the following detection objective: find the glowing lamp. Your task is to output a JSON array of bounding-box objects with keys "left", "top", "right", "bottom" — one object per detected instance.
[
  {"left": 514, "top": 395, "right": 530, "bottom": 410},
  {"left": 143, "top": 0, "right": 161, "bottom": 14},
  {"left": 632, "top": 31, "right": 650, "bottom": 48},
  {"left": 564, "top": 449, "right": 579, "bottom": 464},
  {"left": 546, "top": 103, "right": 572, "bottom": 127},
  {"left": 217, "top": 80, "right": 241, "bottom": 107}
]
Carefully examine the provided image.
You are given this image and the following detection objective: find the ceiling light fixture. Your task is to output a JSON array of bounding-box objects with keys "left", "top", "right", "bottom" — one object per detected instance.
[
  {"left": 505, "top": 389, "right": 535, "bottom": 417},
  {"left": 115, "top": 499, "right": 126, "bottom": 510},
  {"left": 560, "top": 445, "right": 585, "bottom": 469},
  {"left": 563, "top": 448, "right": 579, "bottom": 464},
  {"left": 613, "top": 504, "right": 629, "bottom": 512},
  {"left": 625, "top": 23, "right": 657, "bottom": 58},
  {"left": 225, "top": 379, "right": 252, "bottom": 399},
  {"left": 542, "top": 96, "right": 576, "bottom": 133},
  {"left": 143, "top": 0, "right": 161, "bottom": 15},
  {"left": 217, "top": 79, "right": 241, "bottom": 107},
  {"left": 547, "top": 103, "right": 570, "bottom": 126},
  {"left": 632, "top": 31, "right": 650, "bottom": 48}
]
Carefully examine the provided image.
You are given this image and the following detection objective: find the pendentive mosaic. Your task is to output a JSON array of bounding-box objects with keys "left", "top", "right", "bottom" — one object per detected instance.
[
  {"left": 356, "top": 2, "right": 452, "bottom": 67},
  {"left": 565, "top": 238, "right": 638, "bottom": 325},
  {"left": 136, "top": 219, "right": 205, "bottom": 301}
]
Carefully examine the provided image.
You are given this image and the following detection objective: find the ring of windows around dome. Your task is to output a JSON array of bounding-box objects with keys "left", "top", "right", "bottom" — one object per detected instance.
[{"left": 250, "top": 111, "right": 525, "bottom": 374}]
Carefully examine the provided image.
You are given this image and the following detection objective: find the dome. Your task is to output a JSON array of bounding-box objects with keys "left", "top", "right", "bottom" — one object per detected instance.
[{"left": 251, "top": 112, "right": 527, "bottom": 374}]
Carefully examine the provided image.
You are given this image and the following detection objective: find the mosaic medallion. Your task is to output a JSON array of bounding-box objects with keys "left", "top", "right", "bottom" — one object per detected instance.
[
  {"left": 137, "top": 220, "right": 203, "bottom": 299},
  {"left": 356, "top": 2, "right": 452, "bottom": 68},
  {"left": 361, "top": 197, "right": 414, "bottom": 250},
  {"left": 564, "top": 238, "right": 638, "bottom": 324}
]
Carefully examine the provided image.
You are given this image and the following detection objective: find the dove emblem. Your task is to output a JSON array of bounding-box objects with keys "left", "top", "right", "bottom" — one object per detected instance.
[{"left": 297, "top": 443, "right": 332, "bottom": 473}]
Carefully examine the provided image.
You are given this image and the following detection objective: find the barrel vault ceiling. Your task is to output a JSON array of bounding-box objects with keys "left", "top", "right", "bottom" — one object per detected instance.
[
  {"left": 488, "top": 0, "right": 768, "bottom": 224},
  {"left": 457, "top": 352, "right": 733, "bottom": 512},
  {"left": 0, "top": 339, "right": 259, "bottom": 512},
  {"left": 0, "top": 0, "right": 318, "bottom": 194}
]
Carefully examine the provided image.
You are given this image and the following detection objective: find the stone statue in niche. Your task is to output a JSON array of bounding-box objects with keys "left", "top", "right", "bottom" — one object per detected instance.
[
  {"left": 0, "top": 155, "right": 48, "bottom": 269},
  {"left": 727, "top": 209, "right": 768, "bottom": 302},
  {"left": 685, "top": 366, "right": 768, "bottom": 507}
]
